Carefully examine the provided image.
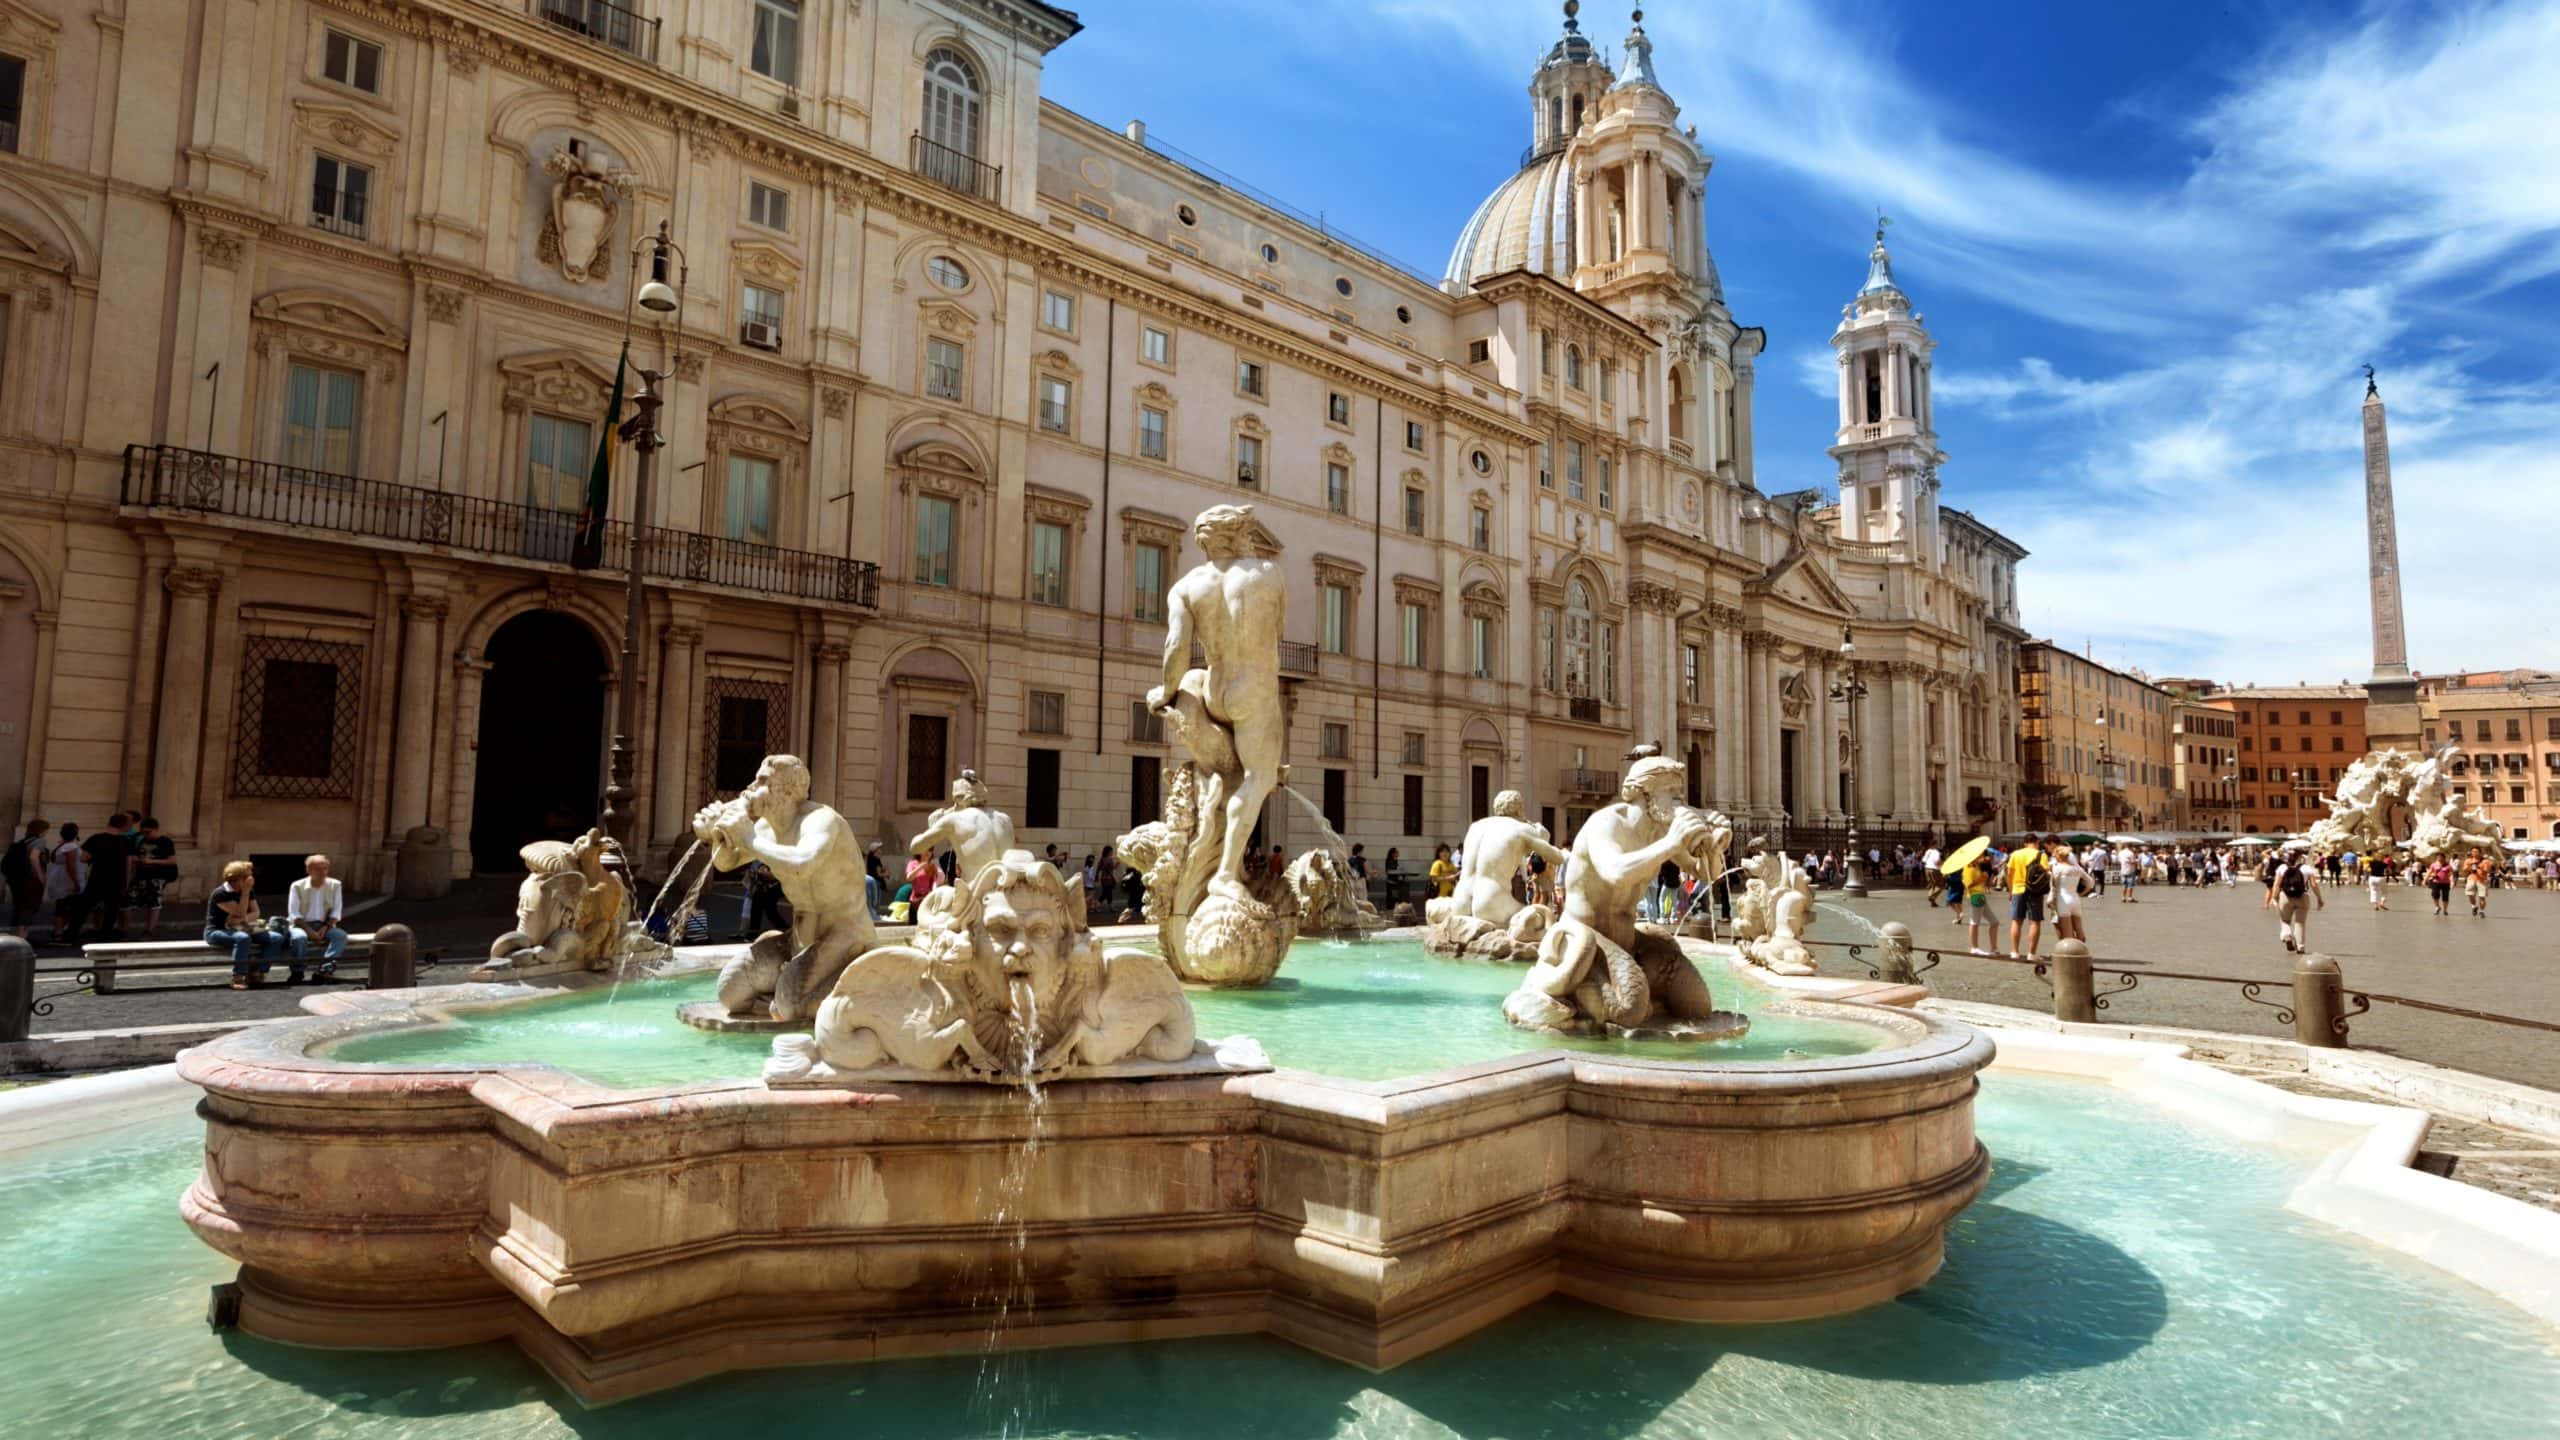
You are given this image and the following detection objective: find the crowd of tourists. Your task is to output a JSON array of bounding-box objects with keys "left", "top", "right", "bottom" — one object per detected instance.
[{"left": 3, "top": 811, "right": 182, "bottom": 945}]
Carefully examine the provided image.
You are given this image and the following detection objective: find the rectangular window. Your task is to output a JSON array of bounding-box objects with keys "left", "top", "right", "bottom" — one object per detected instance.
[
  {"left": 925, "top": 338, "right": 964, "bottom": 401},
  {"left": 282, "top": 363, "right": 361, "bottom": 474},
  {"left": 714, "top": 694, "right": 771, "bottom": 794},
  {"left": 1325, "top": 462, "right": 1350, "bottom": 514},
  {"left": 723, "top": 455, "right": 777, "bottom": 545},
  {"left": 913, "top": 495, "right": 956, "bottom": 587},
  {"left": 741, "top": 283, "right": 783, "bottom": 329},
  {"left": 1322, "top": 584, "right": 1349, "bottom": 655},
  {"left": 1400, "top": 603, "right": 1426, "bottom": 667},
  {"left": 1236, "top": 434, "right": 1262, "bottom": 486},
  {"left": 1027, "top": 689, "right": 1067, "bottom": 736},
  {"left": 523, "top": 413, "right": 591, "bottom": 561},
  {"left": 1029, "top": 519, "right": 1068, "bottom": 605},
  {"left": 1565, "top": 439, "right": 1585, "bottom": 501},
  {"left": 1466, "top": 338, "right": 1491, "bottom": 365},
  {"left": 1237, "top": 359, "right": 1265, "bottom": 397},
  {"left": 1127, "top": 700, "right": 1165, "bottom": 744},
  {"left": 2507, "top": 718, "right": 2524, "bottom": 741},
  {"left": 1402, "top": 731, "right": 1427, "bottom": 766},
  {"left": 1538, "top": 330, "right": 1552, "bottom": 375},
  {"left": 751, "top": 0, "right": 800, "bottom": 83},
  {"left": 2448, "top": 719, "right": 2463, "bottom": 740},
  {"left": 1405, "top": 420, "right": 1426, "bottom": 452},
  {"left": 1138, "top": 405, "right": 1168, "bottom": 460},
  {"left": 1025, "top": 749, "right": 1061, "bottom": 828},
  {"left": 1328, "top": 392, "right": 1351, "bottom": 426},
  {"left": 1323, "top": 768, "right": 1348, "bottom": 835},
  {"left": 748, "top": 181, "right": 790, "bottom": 231},
  {"left": 1129, "top": 754, "right": 1161, "bottom": 829},
  {"left": 1133, "top": 541, "right": 1169, "bottom": 622},
  {"left": 310, "top": 154, "right": 371, "bottom": 238},
  {"left": 1038, "top": 376, "right": 1072, "bottom": 433},
  {"left": 1539, "top": 441, "right": 1553, "bottom": 489},
  {"left": 1403, "top": 774, "right": 1424, "bottom": 836},
  {"left": 0, "top": 56, "right": 21, "bottom": 154},
  {"left": 1598, "top": 454, "right": 1613, "bottom": 509},
  {"left": 233, "top": 636, "right": 364, "bottom": 799},
  {"left": 1404, "top": 487, "right": 1426, "bottom": 536},
  {"left": 1682, "top": 644, "right": 1699, "bottom": 704},
  {"left": 1141, "top": 324, "right": 1172, "bottom": 366},
  {"left": 322, "top": 28, "right": 383, "bottom": 94},
  {"left": 2331, "top": 735, "right": 2345, "bottom": 752},
  {"left": 1320, "top": 721, "right": 1350, "bottom": 759},
  {"left": 904, "top": 714, "right": 949, "bottom": 804},
  {"left": 1470, "top": 507, "right": 1490, "bottom": 552},
  {"left": 1042, "top": 289, "right": 1076, "bottom": 333},
  {"left": 1470, "top": 616, "right": 1494, "bottom": 680}
]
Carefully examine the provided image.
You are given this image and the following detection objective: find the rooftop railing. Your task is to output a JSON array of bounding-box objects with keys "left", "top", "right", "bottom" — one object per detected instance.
[{"left": 533, "top": 0, "right": 661, "bottom": 64}]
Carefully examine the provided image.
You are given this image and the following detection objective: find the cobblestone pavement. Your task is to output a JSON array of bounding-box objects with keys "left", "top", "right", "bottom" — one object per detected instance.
[{"left": 1802, "top": 880, "right": 2560, "bottom": 1091}]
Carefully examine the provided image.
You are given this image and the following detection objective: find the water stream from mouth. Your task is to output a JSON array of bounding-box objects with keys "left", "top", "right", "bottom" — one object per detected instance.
[{"left": 969, "top": 978, "right": 1049, "bottom": 1438}]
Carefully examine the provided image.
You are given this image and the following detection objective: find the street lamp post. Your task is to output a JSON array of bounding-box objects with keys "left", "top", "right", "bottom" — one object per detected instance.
[
  {"left": 597, "top": 221, "right": 687, "bottom": 856},
  {"left": 1830, "top": 625, "right": 1871, "bottom": 898},
  {"left": 2094, "top": 710, "right": 2113, "bottom": 827}
]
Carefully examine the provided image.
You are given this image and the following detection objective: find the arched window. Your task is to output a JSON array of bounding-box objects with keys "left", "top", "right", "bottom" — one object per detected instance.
[
  {"left": 1668, "top": 368, "right": 1688, "bottom": 441},
  {"left": 1564, "top": 345, "right": 1583, "bottom": 390},
  {"left": 1565, "top": 580, "right": 1595, "bottom": 697},
  {"left": 1570, "top": 94, "right": 1585, "bottom": 132},
  {"left": 923, "top": 48, "right": 984, "bottom": 161}
]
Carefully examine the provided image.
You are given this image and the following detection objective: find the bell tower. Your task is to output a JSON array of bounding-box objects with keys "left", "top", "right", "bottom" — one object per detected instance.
[
  {"left": 1829, "top": 217, "right": 1943, "bottom": 562},
  {"left": 1529, "top": 2, "right": 1612, "bottom": 161}
]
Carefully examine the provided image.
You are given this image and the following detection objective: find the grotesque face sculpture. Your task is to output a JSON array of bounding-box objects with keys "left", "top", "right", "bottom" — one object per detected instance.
[
  {"left": 957, "top": 860, "right": 1098, "bottom": 1071},
  {"left": 1622, "top": 756, "right": 1687, "bottom": 826},
  {"left": 746, "top": 755, "right": 812, "bottom": 815}
]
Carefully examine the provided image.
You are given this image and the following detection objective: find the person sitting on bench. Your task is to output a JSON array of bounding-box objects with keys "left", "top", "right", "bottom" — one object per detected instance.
[
  {"left": 286, "top": 853, "right": 348, "bottom": 981},
  {"left": 206, "top": 859, "right": 283, "bottom": 989}
]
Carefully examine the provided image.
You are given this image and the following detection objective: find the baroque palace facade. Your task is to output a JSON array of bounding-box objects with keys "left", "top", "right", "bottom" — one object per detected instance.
[{"left": 0, "top": 0, "right": 2023, "bottom": 892}]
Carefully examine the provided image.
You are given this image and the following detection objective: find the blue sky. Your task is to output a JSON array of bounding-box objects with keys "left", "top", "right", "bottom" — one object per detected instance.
[{"left": 1042, "top": 0, "right": 2560, "bottom": 685}]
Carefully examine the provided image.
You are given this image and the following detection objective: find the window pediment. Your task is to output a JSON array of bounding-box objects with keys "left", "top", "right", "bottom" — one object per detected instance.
[
  {"left": 1322, "top": 441, "right": 1356, "bottom": 467},
  {"left": 1393, "top": 574, "right": 1440, "bottom": 607},
  {"left": 1235, "top": 413, "right": 1270, "bottom": 439},
  {"left": 1460, "top": 578, "right": 1507, "bottom": 617},
  {"left": 1025, "top": 482, "right": 1089, "bottom": 527},
  {"left": 1034, "top": 348, "right": 1083, "bottom": 380},
  {"left": 1134, "top": 381, "right": 1173, "bottom": 406},
  {"left": 1120, "top": 506, "right": 1185, "bottom": 548},
  {"left": 733, "top": 241, "right": 801, "bottom": 287},
  {"left": 920, "top": 299, "right": 977, "bottom": 339},
  {"left": 896, "top": 440, "right": 985, "bottom": 498},
  {"left": 707, "top": 394, "right": 807, "bottom": 457},
  {"left": 1312, "top": 553, "right": 1366, "bottom": 589},
  {"left": 498, "top": 349, "right": 617, "bottom": 414},
  {"left": 250, "top": 290, "right": 404, "bottom": 378},
  {"left": 293, "top": 99, "right": 400, "bottom": 159}
]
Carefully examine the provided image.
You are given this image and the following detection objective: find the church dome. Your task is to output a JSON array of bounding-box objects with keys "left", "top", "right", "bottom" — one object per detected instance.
[{"left": 1443, "top": 149, "right": 1577, "bottom": 290}]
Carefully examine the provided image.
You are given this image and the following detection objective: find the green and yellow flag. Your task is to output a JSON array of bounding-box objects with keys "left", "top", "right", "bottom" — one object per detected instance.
[{"left": 569, "top": 344, "right": 629, "bottom": 570}]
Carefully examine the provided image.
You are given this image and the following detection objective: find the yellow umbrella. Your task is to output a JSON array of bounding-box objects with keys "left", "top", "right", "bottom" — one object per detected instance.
[{"left": 1940, "top": 835, "right": 1992, "bottom": 875}]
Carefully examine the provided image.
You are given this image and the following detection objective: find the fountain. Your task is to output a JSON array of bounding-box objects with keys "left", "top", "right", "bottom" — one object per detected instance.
[
  {"left": 1278, "top": 785, "right": 1390, "bottom": 937},
  {"left": 2306, "top": 743, "right": 2505, "bottom": 856},
  {"left": 162, "top": 505, "right": 2000, "bottom": 1404},
  {"left": 1422, "top": 789, "right": 1565, "bottom": 961},
  {"left": 1731, "top": 847, "right": 1821, "bottom": 976},
  {"left": 473, "top": 826, "right": 640, "bottom": 979}
]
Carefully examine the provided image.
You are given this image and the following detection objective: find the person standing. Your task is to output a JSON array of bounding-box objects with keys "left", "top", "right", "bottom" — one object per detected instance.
[
  {"left": 863, "top": 842, "right": 886, "bottom": 920},
  {"left": 1920, "top": 844, "right": 1943, "bottom": 905},
  {"left": 68, "top": 812, "right": 135, "bottom": 944},
  {"left": 125, "top": 818, "right": 180, "bottom": 938},
  {"left": 1383, "top": 847, "right": 1405, "bottom": 907},
  {"left": 1962, "top": 851, "right": 1998, "bottom": 956},
  {"left": 2424, "top": 855, "right": 2452, "bottom": 916},
  {"left": 2004, "top": 833, "right": 2051, "bottom": 960},
  {"left": 2365, "top": 852, "right": 2390, "bottom": 911},
  {"left": 1429, "top": 844, "right": 1458, "bottom": 900},
  {"left": 206, "top": 859, "right": 282, "bottom": 989},
  {"left": 2465, "top": 853, "right": 2492, "bottom": 918},
  {"left": 2263, "top": 849, "right": 2324, "bottom": 953},
  {"left": 2050, "top": 840, "right": 2091, "bottom": 945},
  {"left": 2114, "top": 843, "right": 2139, "bottom": 903},
  {"left": 3, "top": 817, "right": 47, "bottom": 937},
  {"left": 44, "top": 822, "right": 88, "bottom": 944},
  {"left": 285, "top": 853, "right": 349, "bottom": 982}
]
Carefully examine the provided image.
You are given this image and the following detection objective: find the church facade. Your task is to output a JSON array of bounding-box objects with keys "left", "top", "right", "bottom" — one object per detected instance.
[{"left": 0, "top": 0, "right": 2023, "bottom": 892}]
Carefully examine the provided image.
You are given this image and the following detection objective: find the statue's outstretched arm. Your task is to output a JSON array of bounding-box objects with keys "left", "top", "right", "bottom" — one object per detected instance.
[{"left": 753, "top": 810, "right": 848, "bottom": 869}]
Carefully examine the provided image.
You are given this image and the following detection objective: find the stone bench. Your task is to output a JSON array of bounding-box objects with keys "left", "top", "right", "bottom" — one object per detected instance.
[{"left": 82, "top": 932, "right": 380, "bottom": 993}]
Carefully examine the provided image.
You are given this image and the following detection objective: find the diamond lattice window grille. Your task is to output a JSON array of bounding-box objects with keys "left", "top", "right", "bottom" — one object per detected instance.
[
  {"left": 231, "top": 634, "right": 366, "bottom": 799},
  {"left": 702, "top": 675, "right": 792, "bottom": 800}
]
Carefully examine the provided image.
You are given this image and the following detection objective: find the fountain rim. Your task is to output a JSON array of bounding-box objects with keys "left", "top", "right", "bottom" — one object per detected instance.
[{"left": 175, "top": 942, "right": 1990, "bottom": 1116}]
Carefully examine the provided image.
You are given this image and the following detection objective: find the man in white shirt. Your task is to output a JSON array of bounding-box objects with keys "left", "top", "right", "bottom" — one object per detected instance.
[
  {"left": 287, "top": 853, "right": 348, "bottom": 980},
  {"left": 1920, "top": 845, "right": 1942, "bottom": 904}
]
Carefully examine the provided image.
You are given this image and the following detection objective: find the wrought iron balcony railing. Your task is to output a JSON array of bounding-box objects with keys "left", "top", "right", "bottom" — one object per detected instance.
[
  {"left": 911, "top": 132, "right": 1001, "bottom": 204},
  {"left": 122, "top": 444, "right": 879, "bottom": 610},
  {"left": 1566, "top": 767, "right": 1617, "bottom": 796},
  {"left": 1278, "top": 641, "right": 1317, "bottom": 676},
  {"left": 533, "top": 0, "right": 661, "bottom": 63}
]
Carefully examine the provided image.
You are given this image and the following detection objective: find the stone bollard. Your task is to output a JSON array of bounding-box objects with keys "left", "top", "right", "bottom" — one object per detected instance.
[
  {"left": 0, "top": 934, "right": 34, "bottom": 1043},
  {"left": 2049, "top": 938, "right": 2095, "bottom": 1024},
  {"left": 2293, "top": 951, "right": 2347, "bottom": 1048},
  {"left": 368, "top": 923, "right": 417, "bottom": 991},
  {"left": 394, "top": 826, "right": 453, "bottom": 902},
  {"left": 1876, "top": 921, "right": 1920, "bottom": 985}
]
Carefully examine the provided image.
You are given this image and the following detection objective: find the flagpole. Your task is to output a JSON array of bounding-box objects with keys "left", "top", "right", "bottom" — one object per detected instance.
[{"left": 601, "top": 221, "right": 686, "bottom": 856}]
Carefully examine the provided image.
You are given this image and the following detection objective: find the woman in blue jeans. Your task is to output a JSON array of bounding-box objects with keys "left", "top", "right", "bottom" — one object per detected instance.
[{"left": 205, "top": 859, "right": 284, "bottom": 989}]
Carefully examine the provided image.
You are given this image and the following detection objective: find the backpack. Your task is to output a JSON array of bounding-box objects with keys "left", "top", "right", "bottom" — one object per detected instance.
[
  {"left": 2279, "top": 864, "right": 2308, "bottom": 899},
  {"left": 0, "top": 837, "right": 33, "bottom": 890},
  {"left": 2021, "top": 852, "right": 2050, "bottom": 898}
]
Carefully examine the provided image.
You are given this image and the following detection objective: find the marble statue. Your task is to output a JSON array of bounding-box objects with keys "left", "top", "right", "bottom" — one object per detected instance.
[
  {"left": 906, "top": 768, "right": 1016, "bottom": 922},
  {"left": 1503, "top": 756, "right": 1746, "bottom": 1038},
  {"left": 1120, "top": 504, "right": 1298, "bottom": 986},
  {"left": 766, "top": 850, "right": 1261, "bottom": 1085},
  {"left": 538, "top": 142, "right": 630, "bottom": 284},
  {"left": 1423, "top": 790, "right": 1566, "bottom": 962},
  {"left": 1731, "top": 847, "right": 1819, "bottom": 977},
  {"left": 2308, "top": 744, "right": 2502, "bottom": 859},
  {"left": 1289, "top": 847, "right": 1387, "bottom": 937},
  {"left": 1874, "top": 920, "right": 1921, "bottom": 986},
  {"left": 483, "top": 827, "right": 629, "bottom": 976},
  {"left": 691, "top": 754, "right": 877, "bottom": 1025}
]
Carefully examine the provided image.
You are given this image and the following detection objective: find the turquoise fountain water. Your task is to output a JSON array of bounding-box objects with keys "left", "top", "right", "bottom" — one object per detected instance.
[
  {"left": 4, "top": 1070, "right": 2556, "bottom": 1435},
  {"left": 328, "top": 939, "right": 1892, "bottom": 1086}
]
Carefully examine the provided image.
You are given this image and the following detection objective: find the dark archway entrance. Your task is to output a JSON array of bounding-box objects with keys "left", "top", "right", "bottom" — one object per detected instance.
[{"left": 471, "top": 610, "right": 606, "bottom": 872}]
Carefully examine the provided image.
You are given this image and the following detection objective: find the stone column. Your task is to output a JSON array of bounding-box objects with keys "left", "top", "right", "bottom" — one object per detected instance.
[
  {"left": 1811, "top": 659, "right": 1837, "bottom": 821},
  {"left": 1630, "top": 155, "right": 1653, "bottom": 254},
  {"left": 1712, "top": 624, "right": 1745, "bottom": 812},
  {"left": 1751, "top": 636, "right": 1781, "bottom": 826},
  {"left": 1896, "top": 668, "right": 1927, "bottom": 819},
  {"left": 1837, "top": 355, "right": 1854, "bottom": 431},
  {"left": 446, "top": 657, "right": 492, "bottom": 878},
  {"left": 652, "top": 621, "right": 704, "bottom": 845},
  {"left": 809, "top": 638, "right": 851, "bottom": 808},
  {"left": 149, "top": 566, "right": 221, "bottom": 838},
  {"left": 387, "top": 593, "right": 449, "bottom": 838},
  {"left": 1734, "top": 355, "right": 1759, "bottom": 491},
  {"left": 1574, "top": 169, "right": 1595, "bottom": 270}
]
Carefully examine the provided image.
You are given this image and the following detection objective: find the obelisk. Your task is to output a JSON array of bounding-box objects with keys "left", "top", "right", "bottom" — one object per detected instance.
[{"left": 2359, "top": 370, "right": 2422, "bottom": 750}]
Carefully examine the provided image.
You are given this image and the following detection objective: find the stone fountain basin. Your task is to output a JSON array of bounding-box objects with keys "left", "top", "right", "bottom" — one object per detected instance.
[{"left": 173, "top": 964, "right": 1993, "bottom": 1404}]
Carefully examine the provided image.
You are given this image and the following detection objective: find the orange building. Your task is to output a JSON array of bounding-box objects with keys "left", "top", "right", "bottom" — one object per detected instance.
[
  {"left": 2424, "top": 688, "right": 2560, "bottom": 841},
  {"left": 2212, "top": 686, "right": 2367, "bottom": 834}
]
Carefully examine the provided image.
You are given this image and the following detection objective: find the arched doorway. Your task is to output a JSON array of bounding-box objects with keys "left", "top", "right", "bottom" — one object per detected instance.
[{"left": 471, "top": 611, "right": 606, "bottom": 872}]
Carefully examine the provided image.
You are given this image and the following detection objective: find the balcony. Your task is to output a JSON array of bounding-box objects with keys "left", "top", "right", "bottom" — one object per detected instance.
[
  {"left": 1569, "top": 696, "right": 1604, "bottom": 724},
  {"left": 1566, "top": 768, "right": 1617, "bottom": 797},
  {"left": 532, "top": 0, "right": 660, "bottom": 63},
  {"left": 911, "top": 132, "right": 1002, "bottom": 205},
  {"left": 1279, "top": 641, "right": 1317, "bottom": 677},
  {"left": 121, "top": 445, "right": 879, "bottom": 610}
]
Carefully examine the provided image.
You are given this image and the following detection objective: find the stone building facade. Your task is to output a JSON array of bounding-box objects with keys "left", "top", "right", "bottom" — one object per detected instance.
[
  {"left": 2017, "top": 643, "right": 2175, "bottom": 831},
  {"left": 2424, "top": 687, "right": 2560, "bottom": 840},
  {"left": 0, "top": 0, "right": 2026, "bottom": 893},
  {"left": 2211, "top": 685, "right": 2367, "bottom": 836}
]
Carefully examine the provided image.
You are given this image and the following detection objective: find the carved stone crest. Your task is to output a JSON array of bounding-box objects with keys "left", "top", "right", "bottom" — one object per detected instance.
[
  {"left": 537, "top": 142, "right": 632, "bottom": 285},
  {"left": 1778, "top": 669, "right": 1812, "bottom": 719}
]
